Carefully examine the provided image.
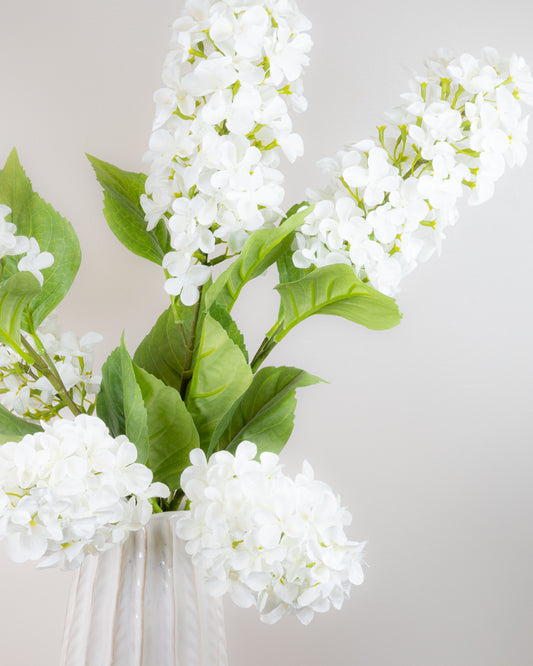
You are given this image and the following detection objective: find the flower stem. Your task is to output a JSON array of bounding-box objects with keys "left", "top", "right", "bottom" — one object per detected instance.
[
  {"left": 178, "top": 288, "right": 203, "bottom": 400},
  {"left": 208, "top": 251, "right": 238, "bottom": 267},
  {"left": 165, "top": 489, "right": 185, "bottom": 512},
  {"left": 19, "top": 335, "right": 83, "bottom": 417},
  {"left": 250, "top": 319, "right": 285, "bottom": 373},
  {"left": 170, "top": 301, "right": 188, "bottom": 348}
]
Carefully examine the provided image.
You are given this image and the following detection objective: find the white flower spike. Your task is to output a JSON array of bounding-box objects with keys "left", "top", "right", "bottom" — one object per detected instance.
[
  {"left": 295, "top": 48, "right": 533, "bottom": 297},
  {"left": 141, "top": 0, "right": 312, "bottom": 304}
]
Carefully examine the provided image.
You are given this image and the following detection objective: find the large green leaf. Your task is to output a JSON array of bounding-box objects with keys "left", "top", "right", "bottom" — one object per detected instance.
[
  {"left": 87, "top": 155, "right": 170, "bottom": 264},
  {"left": 186, "top": 313, "right": 253, "bottom": 449},
  {"left": 0, "top": 149, "right": 81, "bottom": 326},
  {"left": 205, "top": 204, "right": 312, "bottom": 312},
  {"left": 97, "top": 340, "right": 199, "bottom": 489},
  {"left": 208, "top": 366, "right": 321, "bottom": 456},
  {"left": 0, "top": 272, "right": 41, "bottom": 346},
  {"left": 275, "top": 263, "right": 402, "bottom": 338},
  {"left": 96, "top": 341, "right": 149, "bottom": 460},
  {"left": 133, "top": 366, "right": 199, "bottom": 489},
  {"left": 133, "top": 303, "right": 196, "bottom": 391},
  {"left": 0, "top": 404, "right": 42, "bottom": 444}
]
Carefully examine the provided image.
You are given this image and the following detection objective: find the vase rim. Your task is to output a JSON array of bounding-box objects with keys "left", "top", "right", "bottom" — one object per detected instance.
[{"left": 149, "top": 509, "right": 185, "bottom": 521}]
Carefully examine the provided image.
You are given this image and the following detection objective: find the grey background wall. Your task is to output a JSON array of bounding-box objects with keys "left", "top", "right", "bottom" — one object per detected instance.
[{"left": 0, "top": 1, "right": 532, "bottom": 664}]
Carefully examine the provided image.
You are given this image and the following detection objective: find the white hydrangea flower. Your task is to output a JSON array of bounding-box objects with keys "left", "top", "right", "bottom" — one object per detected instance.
[
  {"left": 295, "top": 48, "right": 533, "bottom": 296},
  {"left": 16, "top": 237, "right": 54, "bottom": 286},
  {"left": 0, "top": 204, "right": 54, "bottom": 286},
  {"left": 176, "top": 442, "right": 365, "bottom": 625},
  {"left": 0, "top": 204, "right": 29, "bottom": 258},
  {"left": 0, "top": 315, "right": 102, "bottom": 421},
  {"left": 0, "top": 415, "right": 169, "bottom": 570},
  {"left": 0, "top": 205, "right": 54, "bottom": 285},
  {"left": 141, "top": 0, "right": 312, "bottom": 304}
]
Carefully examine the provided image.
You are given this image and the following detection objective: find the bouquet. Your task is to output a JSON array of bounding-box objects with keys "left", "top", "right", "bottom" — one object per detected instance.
[{"left": 0, "top": 0, "right": 532, "bottom": 659}]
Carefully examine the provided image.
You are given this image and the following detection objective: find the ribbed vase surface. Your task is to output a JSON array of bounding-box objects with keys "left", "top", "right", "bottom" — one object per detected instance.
[{"left": 60, "top": 512, "right": 228, "bottom": 666}]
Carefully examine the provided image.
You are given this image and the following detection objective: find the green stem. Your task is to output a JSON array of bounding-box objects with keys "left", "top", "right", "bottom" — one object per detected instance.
[
  {"left": 170, "top": 300, "right": 188, "bottom": 348},
  {"left": 339, "top": 176, "right": 367, "bottom": 215},
  {"left": 20, "top": 336, "right": 82, "bottom": 417},
  {"left": 178, "top": 288, "right": 203, "bottom": 400},
  {"left": 250, "top": 319, "right": 285, "bottom": 373},
  {"left": 149, "top": 498, "right": 164, "bottom": 514},
  {"left": 165, "top": 489, "right": 186, "bottom": 512},
  {"left": 406, "top": 156, "right": 428, "bottom": 179},
  {"left": 208, "top": 251, "right": 238, "bottom": 267},
  {"left": 0, "top": 330, "right": 34, "bottom": 364}
]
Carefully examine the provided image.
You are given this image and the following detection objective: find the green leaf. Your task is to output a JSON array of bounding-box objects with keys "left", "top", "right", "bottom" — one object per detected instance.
[
  {"left": 277, "top": 250, "right": 306, "bottom": 286},
  {"left": 186, "top": 313, "right": 253, "bottom": 449},
  {"left": 96, "top": 340, "right": 149, "bottom": 460},
  {"left": 133, "top": 366, "right": 199, "bottom": 489},
  {"left": 87, "top": 155, "right": 170, "bottom": 265},
  {"left": 134, "top": 279, "right": 213, "bottom": 391},
  {"left": 209, "top": 303, "right": 248, "bottom": 362},
  {"left": 0, "top": 272, "right": 41, "bottom": 346},
  {"left": 275, "top": 263, "right": 402, "bottom": 337},
  {"left": 208, "top": 366, "right": 321, "bottom": 456},
  {"left": 0, "top": 404, "right": 42, "bottom": 444},
  {"left": 0, "top": 149, "right": 81, "bottom": 326},
  {"left": 205, "top": 204, "right": 312, "bottom": 312},
  {"left": 133, "top": 303, "right": 196, "bottom": 391},
  {"left": 97, "top": 340, "right": 199, "bottom": 489},
  {"left": 276, "top": 250, "right": 306, "bottom": 321}
]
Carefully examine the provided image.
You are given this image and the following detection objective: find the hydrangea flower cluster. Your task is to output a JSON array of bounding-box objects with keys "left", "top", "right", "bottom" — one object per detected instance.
[
  {"left": 0, "top": 204, "right": 53, "bottom": 285},
  {"left": 0, "top": 415, "right": 169, "bottom": 570},
  {"left": 176, "top": 442, "right": 365, "bottom": 625},
  {"left": 294, "top": 48, "right": 533, "bottom": 296},
  {"left": 141, "top": 0, "right": 312, "bottom": 305},
  {"left": 0, "top": 315, "right": 102, "bottom": 421}
]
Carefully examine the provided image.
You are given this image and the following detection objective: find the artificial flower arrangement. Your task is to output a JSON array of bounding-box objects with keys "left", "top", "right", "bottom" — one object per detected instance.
[{"left": 0, "top": 0, "right": 531, "bottom": 634}]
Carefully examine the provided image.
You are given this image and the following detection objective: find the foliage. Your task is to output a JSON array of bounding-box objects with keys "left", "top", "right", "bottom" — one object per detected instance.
[{"left": 0, "top": 153, "right": 402, "bottom": 498}]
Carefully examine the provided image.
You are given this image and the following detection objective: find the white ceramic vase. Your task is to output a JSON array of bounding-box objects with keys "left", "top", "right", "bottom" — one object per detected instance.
[{"left": 60, "top": 512, "right": 228, "bottom": 666}]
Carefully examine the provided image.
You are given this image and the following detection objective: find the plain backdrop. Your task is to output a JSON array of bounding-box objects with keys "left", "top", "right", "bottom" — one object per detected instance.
[{"left": 0, "top": 1, "right": 532, "bottom": 665}]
